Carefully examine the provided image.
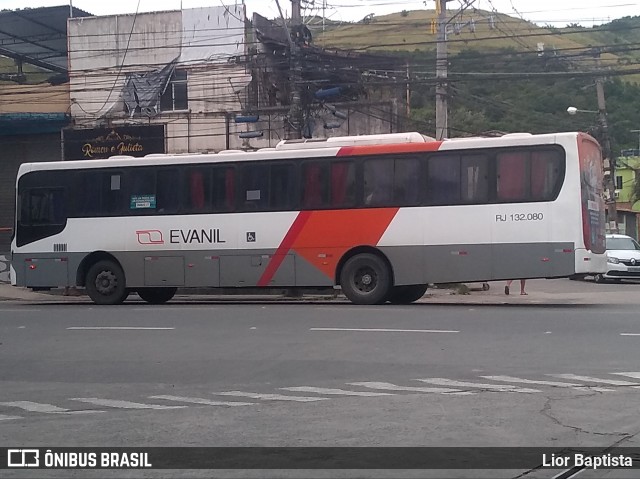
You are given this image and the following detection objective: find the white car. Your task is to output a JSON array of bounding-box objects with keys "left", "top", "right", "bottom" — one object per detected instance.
[{"left": 594, "top": 234, "right": 640, "bottom": 283}]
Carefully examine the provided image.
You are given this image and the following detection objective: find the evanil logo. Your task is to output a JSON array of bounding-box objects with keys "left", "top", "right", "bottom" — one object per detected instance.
[{"left": 136, "top": 230, "right": 164, "bottom": 245}]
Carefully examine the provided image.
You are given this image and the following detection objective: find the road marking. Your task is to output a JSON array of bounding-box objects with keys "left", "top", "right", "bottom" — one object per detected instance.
[
  {"left": 0, "top": 308, "right": 43, "bottom": 313},
  {"left": 310, "top": 328, "right": 459, "bottom": 333},
  {"left": 481, "top": 376, "right": 614, "bottom": 392},
  {"left": 0, "top": 414, "right": 22, "bottom": 421},
  {"left": 416, "top": 378, "right": 540, "bottom": 393},
  {"left": 67, "top": 327, "right": 175, "bottom": 330},
  {"left": 348, "top": 381, "right": 472, "bottom": 395},
  {"left": 149, "top": 395, "right": 255, "bottom": 407},
  {"left": 611, "top": 372, "right": 640, "bottom": 379},
  {"left": 70, "top": 398, "right": 186, "bottom": 409},
  {"left": 552, "top": 466, "right": 586, "bottom": 479},
  {"left": 550, "top": 374, "right": 640, "bottom": 388},
  {"left": 620, "top": 333, "right": 640, "bottom": 336},
  {"left": 131, "top": 307, "right": 223, "bottom": 312},
  {"left": 0, "top": 401, "right": 104, "bottom": 414},
  {"left": 214, "top": 392, "right": 328, "bottom": 402},
  {"left": 281, "top": 387, "right": 393, "bottom": 397}
]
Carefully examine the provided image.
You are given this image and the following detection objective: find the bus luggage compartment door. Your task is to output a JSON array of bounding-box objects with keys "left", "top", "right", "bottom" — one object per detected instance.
[
  {"left": 219, "top": 254, "right": 295, "bottom": 287},
  {"left": 24, "top": 257, "right": 69, "bottom": 287},
  {"left": 144, "top": 256, "right": 185, "bottom": 286}
]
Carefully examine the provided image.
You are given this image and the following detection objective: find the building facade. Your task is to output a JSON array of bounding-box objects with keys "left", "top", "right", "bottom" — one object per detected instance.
[
  {"left": 67, "top": 6, "right": 252, "bottom": 155},
  {"left": 611, "top": 154, "right": 640, "bottom": 239}
]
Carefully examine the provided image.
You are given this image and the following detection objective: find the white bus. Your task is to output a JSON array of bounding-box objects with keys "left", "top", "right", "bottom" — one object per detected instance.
[{"left": 11, "top": 131, "right": 606, "bottom": 305}]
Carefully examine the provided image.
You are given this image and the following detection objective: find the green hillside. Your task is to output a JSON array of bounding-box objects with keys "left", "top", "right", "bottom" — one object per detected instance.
[
  {"left": 313, "top": 9, "right": 640, "bottom": 153},
  {"left": 314, "top": 9, "right": 640, "bottom": 79}
]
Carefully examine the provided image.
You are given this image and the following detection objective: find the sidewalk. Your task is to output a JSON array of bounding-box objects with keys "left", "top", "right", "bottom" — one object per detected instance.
[{"left": 0, "top": 280, "right": 636, "bottom": 305}]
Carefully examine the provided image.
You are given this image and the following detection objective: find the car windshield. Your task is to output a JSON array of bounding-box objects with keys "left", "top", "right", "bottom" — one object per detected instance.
[{"left": 606, "top": 237, "right": 640, "bottom": 250}]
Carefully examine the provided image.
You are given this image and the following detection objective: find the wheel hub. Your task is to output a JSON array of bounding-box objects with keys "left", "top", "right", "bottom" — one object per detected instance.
[
  {"left": 354, "top": 267, "right": 377, "bottom": 293},
  {"left": 95, "top": 271, "right": 116, "bottom": 294}
]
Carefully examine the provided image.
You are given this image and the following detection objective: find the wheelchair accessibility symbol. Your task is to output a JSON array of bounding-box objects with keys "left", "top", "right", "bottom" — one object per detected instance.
[{"left": 246, "top": 232, "right": 256, "bottom": 242}]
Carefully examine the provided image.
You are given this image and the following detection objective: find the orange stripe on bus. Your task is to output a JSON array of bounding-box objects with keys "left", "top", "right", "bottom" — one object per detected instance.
[
  {"left": 257, "top": 211, "right": 312, "bottom": 287},
  {"left": 291, "top": 208, "right": 399, "bottom": 280},
  {"left": 258, "top": 208, "right": 400, "bottom": 285},
  {"left": 337, "top": 142, "right": 443, "bottom": 157}
]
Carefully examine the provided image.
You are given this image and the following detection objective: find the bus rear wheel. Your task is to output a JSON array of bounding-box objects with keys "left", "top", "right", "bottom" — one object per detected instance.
[
  {"left": 387, "top": 284, "right": 428, "bottom": 304},
  {"left": 86, "top": 260, "right": 128, "bottom": 305},
  {"left": 137, "top": 287, "right": 177, "bottom": 304},
  {"left": 340, "top": 253, "right": 391, "bottom": 305}
]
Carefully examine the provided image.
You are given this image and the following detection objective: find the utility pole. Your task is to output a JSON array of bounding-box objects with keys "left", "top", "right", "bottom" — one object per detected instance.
[
  {"left": 289, "top": 0, "right": 303, "bottom": 139},
  {"left": 433, "top": 0, "right": 475, "bottom": 139},
  {"left": 291, "top": 0, "right": 301, "bottom": 24},
  {"left": 435, "top": 0, "right": 448, "bottom": 140},
  {"left": 597, "top": 77, "right": 618, "bottom": 234},
  {"left": 406, "top": 61, "right": 411, "bottom": 118},
  {"left": 274, "top": 0, "right": 304, "bottom": 139},
  {"left": 594, "top": 50, "right": 618, "bottom": 234}
]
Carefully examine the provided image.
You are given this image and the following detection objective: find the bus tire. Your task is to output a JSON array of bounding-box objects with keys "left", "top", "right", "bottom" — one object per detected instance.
[
  {"left": 387, "top": 284, "right": 428, "bottom": 304},
  {"left": 340, "top": 253, "right": 391, "bottom": 305},
  {"left": 86, "top": 260, "right": 128, "bottom": 305},
  {"left": 137, "top": 287, "right": 177, "bottom": 304}
]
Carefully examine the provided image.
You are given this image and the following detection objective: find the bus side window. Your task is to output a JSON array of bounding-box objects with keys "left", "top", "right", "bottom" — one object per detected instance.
[
  {"left": 128, "top": 169, "right": 156, "bottom": 213},
  {"left": 74, "top": 171, "right": 102, "bottom": 217},
  {"left": 157, "top": 168, "right": 180, "bottom": 214},
  {"left": 270, "top": 164, "right": 295, "bottom": 210},
  {"left": 103, "top": 172, "right": 124, "bottom": 215},
  {"left": 497, "top": 151, "right": 528, "bottom": 201},
  {"left": 427, "top": 154, "right": 461, "bottom": 205},
  {"left": 363, "top": 159, "right": 393, "bottom": 206},
  {"left": 461, "top": 154, "right": 489, "bottom": 203},
  {"left": 241, "top": 164, "right": 268, "bottom": 211},
  {"left": 185, "top": 167, "right": 211, "bottom": 212},
  {"left": 394, "top": 158, "right": 420, "bottom": 205},
  {"left": 22, "top": 188, "right": 65, "bottom": 225},
  {"left": 301, "top": 162, "right": 329, "bottom": 209},
  {"left": 531, "top": 150, "right": 563, "bottom": 200},
  {"left": 212, "top": 167, "right": 235, "bottom": 212},
  {"left": 330, "top": 161, "right": 355, "bottom": 208}
]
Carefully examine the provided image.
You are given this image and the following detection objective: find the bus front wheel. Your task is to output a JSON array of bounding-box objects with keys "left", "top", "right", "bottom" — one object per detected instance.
[
  {"left": 137, "top": 287, "right": 177, "bottom": 304},
  {"left": 340, "top": 253, "right": 391, "bottom": 305},
  {"left": 86, "top": 260, "right": 128, "bottom": 305}
]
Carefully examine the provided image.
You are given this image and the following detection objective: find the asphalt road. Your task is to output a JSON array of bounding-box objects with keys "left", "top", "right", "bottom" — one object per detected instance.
[{"left": 1, "top": 281, "right": 640, "bottom": 478}]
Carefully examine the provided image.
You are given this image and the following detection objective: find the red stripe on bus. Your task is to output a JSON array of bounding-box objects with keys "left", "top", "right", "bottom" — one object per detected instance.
[
  {"left": 336, "top": 142, "right": 443, "bottom": 157},
  {"left": 257, "top": 211, "right": 313, "bottom": 287}
]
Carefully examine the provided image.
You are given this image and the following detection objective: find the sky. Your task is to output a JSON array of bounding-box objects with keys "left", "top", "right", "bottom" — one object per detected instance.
[{"left": 0, "top": 0, "right": 638, "bottom": 27}]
